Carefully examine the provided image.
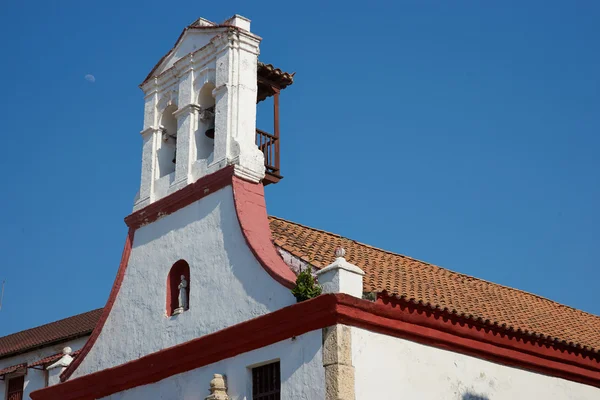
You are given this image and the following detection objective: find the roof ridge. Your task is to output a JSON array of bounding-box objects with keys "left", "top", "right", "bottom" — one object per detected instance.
[{"left": 267, "top": 215, "right": 600, "bottom": 320}]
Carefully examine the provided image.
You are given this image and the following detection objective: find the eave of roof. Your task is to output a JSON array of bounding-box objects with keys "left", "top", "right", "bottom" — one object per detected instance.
[
  {"left": 268, "top": 216, "right": 600, "bottom": 355},
  {"left": 29, "top": 294, "right": 600, "bottom": 399},
  {"left": 3, "top": 215, "right": 597, "bottom": 365},
  {"left": 0, "top": 363, "right": 26, "bottom": 377},
  {"left": 0, "top": 309, "right": 102, "bottom": 360}
]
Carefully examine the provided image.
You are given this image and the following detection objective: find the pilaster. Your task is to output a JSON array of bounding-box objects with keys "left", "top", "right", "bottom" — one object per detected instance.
[
  {"left": 135, "top": 126, "right": 160, "bottom": 210},
  {"left": 323, "top": 325, "right": 355, "bottom": 400},
  {"left": 213, "top": 29, "right": 264, "bottom": 183},
  {"left": 173, "top": 103, "right": 201, "bottom": 185}
]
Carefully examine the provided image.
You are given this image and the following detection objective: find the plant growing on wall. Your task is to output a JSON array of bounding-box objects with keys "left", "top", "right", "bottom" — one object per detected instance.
[{"left": 291, "top": 268, "right": 322, "bottom": 302}]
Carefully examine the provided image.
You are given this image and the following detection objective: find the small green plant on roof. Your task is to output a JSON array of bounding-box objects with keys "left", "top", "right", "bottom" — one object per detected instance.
[
  {"left": 291, "top": 267, "right": 322, "bottom": 302},
  {"left": 362, "top": 291, "right": 377, "bottom": 302}
]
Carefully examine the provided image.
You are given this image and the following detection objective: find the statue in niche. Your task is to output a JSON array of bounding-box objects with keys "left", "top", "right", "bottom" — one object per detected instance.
[{"left": 173, "top": 275, "right": 189, "bottom": 315}]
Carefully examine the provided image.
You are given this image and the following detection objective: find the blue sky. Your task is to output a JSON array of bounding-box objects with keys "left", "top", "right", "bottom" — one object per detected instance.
[{"left": 0, "top": 1, "right": 598, "bottom": 336}]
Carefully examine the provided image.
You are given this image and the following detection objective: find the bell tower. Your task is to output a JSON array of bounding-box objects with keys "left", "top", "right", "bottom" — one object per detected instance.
[
  {"left": 53, "top": 15, "right": 299, "bottom": 382},
  {"left": 134, "top": 15, "right": 293, "bottom": 211}
]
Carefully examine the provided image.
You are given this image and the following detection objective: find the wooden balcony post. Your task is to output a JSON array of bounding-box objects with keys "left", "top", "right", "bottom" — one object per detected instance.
[{"left": 273, "top": 87, "right": 280, "bottom": 173}]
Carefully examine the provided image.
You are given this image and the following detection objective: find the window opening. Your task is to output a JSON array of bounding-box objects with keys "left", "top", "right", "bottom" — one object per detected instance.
[
  {"left": 7, "top": 375, "right": 24, "bottom": 400},
  {"left": 252, "top": 361, "right": 280, "bottom": 400}
]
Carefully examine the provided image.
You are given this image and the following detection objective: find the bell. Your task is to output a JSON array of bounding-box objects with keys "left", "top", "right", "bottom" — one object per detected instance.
[
  {"left": 205, "top": 127, "right": 215, "bottom": 139},
  {"left": 205, "top": 117, "right": 215, "bottom": 139}
]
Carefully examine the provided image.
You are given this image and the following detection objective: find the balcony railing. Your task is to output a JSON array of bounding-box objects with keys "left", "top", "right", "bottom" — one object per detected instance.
[{"left": 256, "top": 128, "right": 281, "bottom": 185}]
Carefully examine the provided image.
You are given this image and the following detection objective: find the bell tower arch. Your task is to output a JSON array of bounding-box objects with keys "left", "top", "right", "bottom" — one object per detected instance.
[
  {"left": 134, "top": 16, "right": 294, "bottom": 211},
  {"left": 136, "top": 17, "right": 254, "bottom": 210}
]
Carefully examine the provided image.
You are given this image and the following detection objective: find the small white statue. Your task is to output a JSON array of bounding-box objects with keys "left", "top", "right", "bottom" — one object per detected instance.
[
  {"left": 173, "top": 275, "right": 188, "bottom": 315},
  {"left": 47, "top": 347, "right": 74, "bottom": 370}
]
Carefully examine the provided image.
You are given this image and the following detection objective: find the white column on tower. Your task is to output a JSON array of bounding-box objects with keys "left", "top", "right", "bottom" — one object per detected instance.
[
  {"left": 135, "top": 84, "right": 160, "bottom": 210},
  {"left": 173, "top": 55, "right": 200, "bottom": 189},
  {"left": 211, "top": 28, "right": 265, "bottom": 182}
]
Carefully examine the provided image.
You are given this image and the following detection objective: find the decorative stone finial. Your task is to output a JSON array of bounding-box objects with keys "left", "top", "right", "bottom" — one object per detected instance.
[
  {"left": 205, "top": 374, "right": 229, "bottom": 400},
  {"left": 316, "top": 249, "right": 365, "bottom": 298}
]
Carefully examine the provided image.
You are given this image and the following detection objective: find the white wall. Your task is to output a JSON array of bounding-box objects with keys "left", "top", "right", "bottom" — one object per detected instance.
[
  {"left": 156, "top": 31, "right": 213, "bottom": 76},
  {"left": 351, "top": 327, "right": 600, "bottom": 400},
  {"left": 100, "top": 330, "right": 324, "bottom": 400},
  {"left": 0, "top": 336, "right": 88, "bottom": 399},
  {"left": 136, "top": 16, "right": 264, "bottom": 212},
  {"left": 72, "top": 186, "right": 295, "bottom": 378}
]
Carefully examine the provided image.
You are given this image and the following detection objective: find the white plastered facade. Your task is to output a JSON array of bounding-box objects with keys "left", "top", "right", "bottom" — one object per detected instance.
[
  {"left": 71, "top": 186, "right": 295, "bottom": 378},
  {"left": 135, "top": 15, "right": 265, "bottom": 211},
  {"left": 351, "top": 327, "right": 600, "bottom": 400},
  {"left": 0, "top": 336, "right": 87, "bottom": 400},
  {"left": 70, "top": 12, "right": 298, "bottom": 382},
  {"left": 98, "top": 330, "right": 324, "bottom": 400},
  {"left": 47, "top": 13, "right": 600, "bottom": 400}
]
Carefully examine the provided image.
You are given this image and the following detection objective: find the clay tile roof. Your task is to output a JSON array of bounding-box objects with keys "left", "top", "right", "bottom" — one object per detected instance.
[
  {"left": 0, "top": 363, "right": 26, "bottom": 376},
  {"left": 257, "top": 62, "right": 294, "bottom": 103},
  {"left": 268, "top": 216, "right": 600, "bottom": 353},
  {"left": 257, "top": 62, "right": 294, "bottom": 87},
  {"left": 0, "top": 309, "right": 102, "bottom": 359}
]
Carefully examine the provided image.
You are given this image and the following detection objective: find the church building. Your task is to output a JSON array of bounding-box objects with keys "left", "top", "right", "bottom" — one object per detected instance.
[{"left": 1, "top": 15, "right": 599, "bottom": 400}]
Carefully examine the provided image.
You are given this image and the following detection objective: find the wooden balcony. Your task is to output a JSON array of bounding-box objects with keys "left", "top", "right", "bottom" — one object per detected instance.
[
  {"left": 256, "top": 129, "right": 281, "bottom": 185},
  {"left": 255, "top": 62, "right": 293, "bottom": 186}
]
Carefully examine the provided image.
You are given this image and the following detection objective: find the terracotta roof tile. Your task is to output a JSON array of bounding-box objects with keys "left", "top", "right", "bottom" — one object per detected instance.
[
  {"left": 3, "top": 218, "right": 598, "bottom": 361},
  {"left": 0, "top": 310, "right": 102, "bottom": 359},
  {"left": 0, "top": 363, "right": 26, "bottom": 376},
  {"left": 268, "top": 216, "right": 600, "bottom": 353}
]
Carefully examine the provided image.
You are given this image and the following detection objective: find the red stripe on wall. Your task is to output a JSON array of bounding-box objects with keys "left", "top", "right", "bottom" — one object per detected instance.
[
  {"left": 34, "top": 295, "right": 339, "bottom": 400},
  {"left": 124, "top": 165, "right": 235, "bottom": 230},
  {"left": 59, "top": 229, "right": 134, "bottom": 381},
  {"left": 60, "top": 168, "right": 298, "bottom": 381},
  {"left": 33, "top": 294, "right": 600, "bottom": 400},
  {"left": 232, "top": 176, "right": 296, "bottom": 288}
]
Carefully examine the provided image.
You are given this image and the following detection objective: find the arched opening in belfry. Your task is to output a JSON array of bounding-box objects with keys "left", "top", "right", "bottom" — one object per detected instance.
[
  {"left": 196, "top": 83, "right": 216, "bottom": 162},
  {"left": 166, "top": 260, "right": 190, "bottom": 317},
  {"left": 157, "top": 104, "right": 178, "bottom": 178}
]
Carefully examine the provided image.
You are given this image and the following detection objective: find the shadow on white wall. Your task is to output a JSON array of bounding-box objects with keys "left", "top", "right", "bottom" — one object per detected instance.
[{"left": 463, "top": 392, "right": 490, "bottom": 400}]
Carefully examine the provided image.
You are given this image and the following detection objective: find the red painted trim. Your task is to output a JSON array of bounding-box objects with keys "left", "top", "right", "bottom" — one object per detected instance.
[
  {"left": 33, "top": 294, "right": 600, "bottom": 400},
  {"left": 61, "top": 168, "right": 298, "bottom": 381},
  {"left": 339, "top": 295, "right": 600, "bottom": 387},
  {"left": 60, "top": 229, "right": 134, "bottom": 382},
  {"left": 232, "top": 176, "right": 296, "bottom": 288},
  {"left": 32, "top": 295, "right": 339, "bottom": 400},
  {"left": 124, "top": 165, "right": 234, "bottom": 230},
  {"left": 376, "top": 294, "right": 600, "bottom": 371}
]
